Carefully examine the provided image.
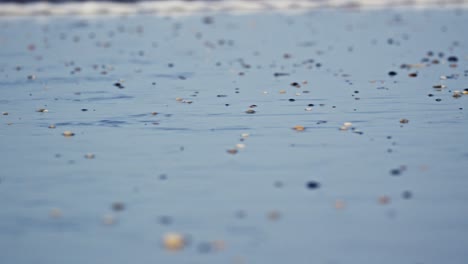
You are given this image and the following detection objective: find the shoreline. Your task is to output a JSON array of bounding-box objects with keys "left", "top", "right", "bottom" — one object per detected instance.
[{"left": 0, "top": 0, "right": 467, "bottom": 17}]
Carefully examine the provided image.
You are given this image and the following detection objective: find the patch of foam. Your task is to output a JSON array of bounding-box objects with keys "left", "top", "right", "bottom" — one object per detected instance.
[{"left": 0, "top": 0, "right": 466, "bottom": 17}]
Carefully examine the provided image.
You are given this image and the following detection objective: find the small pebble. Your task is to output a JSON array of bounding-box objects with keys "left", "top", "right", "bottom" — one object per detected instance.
[
  {"left": 48, "top": 124, "right": 56, "bottom": 129},
  {"left": 158, "top": 215, "right": 173, "bottom": 225},
  {"left": 400, "top": 118, "right": 409, "bottom": 124},
  {"left": 293, "top": 125, "right": 305, "bottom": 131},
  {"left": 62, "top": 131, "right": 75, "bottom": 137},
  {"left": 2, "top": 112, "right": 8, "bottom": 115},
  {"left": 197, "top": 242, "right": 213, "bottom": 253},
  {"left": 388, "top": 71, "right": 397, "bottom": 77},
  {"left": 378, "top": 196, "right": 391, "bottom": 205},
  {"left": 453, "top": 91, "right": 462, "bottom": 98},
  {"left": 433, "top": 84, "right": 446, "bottom": 89},
  {"left": 102, "top": 214, "right": 116, "bottom": 225},
  {"left": 402, "top": 190, "right": 413, "bottom": 199},
  {"left": 245, "top": 109, "right": 256, "bottom": 114},
  {"left": 227, "top": 149, "right": 238, "bottom": 155},
  {"left": 236, "top": 143, "right": 246, "bottom": 149},
  {"left": 306, "top": 181, "right": 320, "bottom": 189},
  {"left": 267, "top": 210, "right": 281, "bottom": 221},
  {"left": 334, "top": 200, "right": 346, "bottom": 210},
  {"left": 49, "top": 208, "right": 62, "bottom": 218},
  {"left": 290, "top": 82, "right": 301, "bottom": 88},
  {"left": 37, "top": 108, "right": 48, "bottom": 113},
  {"left": 447, "top": 56, "right": 458, "bottom": 62},
  {"left": 84, "top": 153, "right": 95, "bottom": 159},
  {"left": 112, "top": 202, "right": 125, "bottom": 212},
  {"left": 163, "top": 233, "right": 185, "bottom": 251}
]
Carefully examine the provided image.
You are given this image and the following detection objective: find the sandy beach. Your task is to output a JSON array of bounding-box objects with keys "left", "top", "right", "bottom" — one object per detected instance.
[{"left": 0, "top": 1, "right": 467, "bottom": 263}]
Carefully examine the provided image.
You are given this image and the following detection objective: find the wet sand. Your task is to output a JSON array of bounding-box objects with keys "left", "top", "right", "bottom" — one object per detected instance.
[{"left": 0, "top": 6, "right": 468, "bottom": 264}]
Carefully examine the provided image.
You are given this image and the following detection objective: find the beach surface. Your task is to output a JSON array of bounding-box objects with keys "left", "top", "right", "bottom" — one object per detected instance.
[{"left": 0, "top": 2, "right": 468, "bottom": 264}]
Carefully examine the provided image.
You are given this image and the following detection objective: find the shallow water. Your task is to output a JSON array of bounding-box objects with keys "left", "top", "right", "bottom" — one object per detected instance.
[{"left": 1, "top": 9, "right": 468, "bottom": 264}]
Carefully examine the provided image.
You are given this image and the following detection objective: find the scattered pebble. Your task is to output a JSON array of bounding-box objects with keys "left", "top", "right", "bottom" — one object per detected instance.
[
  {"left": 227, "top": 149, "right": 238, "bottom": 155},
  {"left": 84, "top": 153, "right": 95, "bottom": 159},
  {"left": 267, "top": 210, "right": 281, "bottom": 221},
  {"left": 447, "top": 56, "right": 458, "bottom": 62},
  {"left": 48, "top": 124, "right": 56, "bottom": 129},
  {"left": 112, "top": 202, "right": 125, "bottom": 212},
  {"left": 334, "top": 200, "right": 346, "bottom": 210},
  {"left": 402, "top": 190, "right": 413, "bottom": 199},
  {"left": 235, "top": 143, "right": 246, "bottom": 149},
  {"left": 62, "top": 131, "right": 75, "bottom": 137},
  {"left": 2, "top": 112, "right": 8, "bottom": 115},
  {"left": 245, "top": 109, "right": 256, "bottom": 114},
  {"left": 114, "top": 82, "right": 124, "bottom": 89},
  {"left": 433, "top": 84, "right": 446, "bottom": 89},
  {"left": 292, "top": 125, "right": 305, "bottom": 131},
  {"left": 388, "top": 71, "right": 397, "bottom": 77},
  {"left": 306, "top": 181, "right": 320, "bottom": 189},
  {"left": 163, "top": 233, "right": 186, "bottom": 251},
  {"left": 36, "top": 108, "right": 48, "bottom": 113},
  {"left": 400, "top": 118, "right": 409, "bottom": 124},
  {"left": 49, "top": 208, "right": 62, "bottom": 218},
  {"left": 453, "top": 91, "right": 462, "bottom": 98},
  {"left": 378, "top": 196, "right": 391, "bottom": 205},
  {"left": 339, "top": 122, "right": 353, "bottom": 131},
  {"left": 290, "top": 82, "right": 301, "bottom": 88},
  {"left": 102, "top": 214, "right": 116, "bottom": 225}
]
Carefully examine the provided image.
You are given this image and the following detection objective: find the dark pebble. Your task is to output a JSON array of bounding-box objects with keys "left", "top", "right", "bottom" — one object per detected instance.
[
  {"left": 274, "top": 72, "right": 289, "bottom": 77},
  {"left": 112, "top": 202, "right": 125, "bottom": 212},
  {"left": 388, "top": 71, "right": 397, "bottom": 77},
  {"left": 435, "top": 98, "right": 442, "bottom": 102},
  {"left": 390, "top": 169, "right": 401, "bottom": 176},
  {"left": 288, "top": 98, "right": 296, "bottom": 102},
  {"left": 114, "top": 82, "right": 124, "bottom": 89},
  {"left": 197, "top": 242, "right": 212, "bottom": 253},
  {"left": 291, "top": 82, "right": 300, "bottom": 88},
  {"left": 306, "top": 181, "right": 320, "bottom": 189},
  {"left": 158, "top": 215, "right": 173, "bottom": 225},
  {"left": 402, "top": 190, "right": 413, "bottom": 199},
  {"left": 447, "top": 56, "right": 458, "bottom": 62}
]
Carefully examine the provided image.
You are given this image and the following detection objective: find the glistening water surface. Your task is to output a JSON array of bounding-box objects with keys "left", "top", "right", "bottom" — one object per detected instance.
[{"left": 0, "top": 9, "right": 467, "bottom": 264}]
